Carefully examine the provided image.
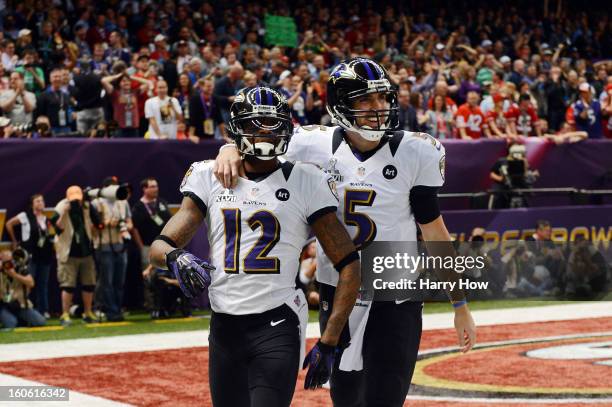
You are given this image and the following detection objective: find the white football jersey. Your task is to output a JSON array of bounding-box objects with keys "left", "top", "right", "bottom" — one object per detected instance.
[
  {"left": 180, "top": 160, "right": 338, "bottom": 314},
  {"left": 285, "top": 125, "right": 446, "bottom": 287}
]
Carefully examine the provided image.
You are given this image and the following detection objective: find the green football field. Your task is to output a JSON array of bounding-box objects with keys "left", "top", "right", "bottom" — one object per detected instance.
[{"left": 0, "top": 299, "right": 575, "bottom": 344}]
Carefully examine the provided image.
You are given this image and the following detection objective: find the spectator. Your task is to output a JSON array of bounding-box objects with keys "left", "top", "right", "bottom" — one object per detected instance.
[
  {"left": 173, "top": 73, "right": 193, "bottom": 122},
  {"left": 424, "top": 94, "right": 455, "bottom": 139},
  {"left": 72, "top": 63, "right": 104, "bottom": 136},
  {"left": 297, "top": 239, "right": 319, "bottom": 308},
  {"left": 35, "top": 68, "right": 74, "bottom": 136},
  {"left": 507, "top": 94, "right": 541, "bottom": 137},
  {"left": 189, "top": 78, "right": 220, "bottom": 141},
  {"left": 486, "top": 93, "right": 514, "bottom": 138},
  {"left": 0, "top": 249, "right": 46, "bottom": 328},
  {"left": 145, "top": 80, "right": 183, "bottom": 139},
  {"left": 104, "top": 30, "right": 130, "bottom": 66},
  {"left": 91, "top": 177, "right": 133, "bottom": 322},
  {"left": 574, "top": 83, "right": 603, "bottom": 139},
  {"left": 427, "top": 81, "right": 457, "bottom": 114},
  {"left": 1, "top": 39, "right": 18, "bottom": 72},
  {"left": 458, "top": 65, "right": 481, "bottom": 104},
  {"left": 151, "top": 34, "right": 170, "bottom": 63},
  {"left": 102, "top": 73, "right": 145, "bottom": 138},
  {"left": 50, "top": 186, "right": 99, "bottom": 326},
  {"left": 508, "top": 59, "right": 526, "bottom": 87},
  {"left": 176, "top": 41, "right": 192, "bottom": 74},
  {"left": 455, "top": 90, "right": 490, "bottom": 139},
  {"left": 280, "top": 75, "right": 313, "bottom": 125},
  {"left": 0, "top": 71, "right": 36, "bottom": 134},
  {"left": 14, "top": 50, "right": 45, "bottom": 94},
  {"left": 213, "top": 64, "right": 244, "bottom": 137},
  {"left": 5, "top": 194, "right": 55, "bottom": 318}
]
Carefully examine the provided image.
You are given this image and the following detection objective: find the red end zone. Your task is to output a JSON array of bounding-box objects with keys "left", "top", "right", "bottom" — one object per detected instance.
[{"left": 0, "top": 317, "right": 611, "bottom": 406}]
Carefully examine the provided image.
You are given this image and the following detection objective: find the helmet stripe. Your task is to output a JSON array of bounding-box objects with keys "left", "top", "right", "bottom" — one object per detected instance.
[
  {"left": 255, "top": 86, "right": 261, "bottom": 105},
  {"left": 361, "top": 61, "right": 375, "bottom": 80},
  {"left": 266, "top": 89, "right": 273, "bottom": 106}
]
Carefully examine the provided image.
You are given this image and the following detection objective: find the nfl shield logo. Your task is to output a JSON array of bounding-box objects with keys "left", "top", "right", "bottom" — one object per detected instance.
[
  {"left": 357, "top": 166, "right": 366, "bottom": 177},
  {"left": 250, "top": 187, "right": 259, "bottom": 196}
]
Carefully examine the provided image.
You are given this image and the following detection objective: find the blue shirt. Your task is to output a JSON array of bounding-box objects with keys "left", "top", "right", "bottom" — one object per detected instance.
[{"left": 574, "top": 99, "right": 603, "bottom": 138}]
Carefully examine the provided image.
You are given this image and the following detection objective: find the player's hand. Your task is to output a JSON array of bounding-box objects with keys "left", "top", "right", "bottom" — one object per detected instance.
[
  {"left": 166, "top": 249, "right": 214, "bottom": 298},
  {"left": 454, "top": 304, "right": 476, "bottom": 353},
  {"left": 302, "top": 340, "right": 338, "bottom": 390},
  {"left": 213, "top": 144, "right": 244, "bottom": 189}
]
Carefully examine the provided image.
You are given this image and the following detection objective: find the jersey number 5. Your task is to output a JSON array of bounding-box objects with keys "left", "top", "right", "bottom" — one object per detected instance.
[
  {"left": 222, "top": 209, "right": 281, "bottom": 274},
  {"left": 344, "top": 189, "right": 377, "bottom": 249}
]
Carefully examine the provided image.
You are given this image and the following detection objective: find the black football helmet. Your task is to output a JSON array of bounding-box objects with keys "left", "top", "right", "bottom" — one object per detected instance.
[
  {"left": 227, "top": 86, "right": 294, "bottom": 160},
  {"left": 327, "top": 57, "right": 399, "bottom": 141}
]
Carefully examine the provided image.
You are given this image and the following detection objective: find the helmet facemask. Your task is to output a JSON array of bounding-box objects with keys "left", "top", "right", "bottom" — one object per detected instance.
[
  {"left": 329, "top": 79, "right": 399, "bottom": 141},
  {"left": 229, "top": 112, "right": 293, "bottom": 160}
]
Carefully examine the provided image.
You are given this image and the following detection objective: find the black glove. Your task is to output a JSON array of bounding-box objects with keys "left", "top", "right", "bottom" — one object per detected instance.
[
  {"left": 165, "top": 249, "right": 215, "bottom": 298},
  {"left": 302, "top": 340, "right": 339, "bottom": 390}
]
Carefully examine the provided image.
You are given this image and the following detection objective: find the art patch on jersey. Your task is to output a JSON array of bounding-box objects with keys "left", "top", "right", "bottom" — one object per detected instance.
[
  {"left": 275, "top": 188, "right": 290, "bottom": 201},
  {"left": 327, "top": 177, "right": 339, "bottom": 201},
  {"left": 215, "top": 189, "right": 237, "bottom": 203},
  {"left": 382, "top": 164, "right": 398, "bottom": 180},
  {"left": 325, "top": 157, "right": 344, "bottom": 182},
  {"left": 439, "top": 155, "right": 446, "bottom": 181}
]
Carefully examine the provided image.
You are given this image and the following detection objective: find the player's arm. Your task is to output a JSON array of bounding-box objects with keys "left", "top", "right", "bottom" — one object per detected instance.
[
  {"left": 150, "top": 195, "right": 214, "bottom": 298},
  {"left": 418, "top": 215, "right": 476, "bottom": 353},
  {"left": 149, "top": 195, "right": 204, "bottom": 269},
  {"left": 311, "top": 212, "right": 361, "bottom": 346}
]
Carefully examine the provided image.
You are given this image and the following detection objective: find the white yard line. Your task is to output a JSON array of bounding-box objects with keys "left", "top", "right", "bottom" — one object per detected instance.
[
  {"left": 0, "top": 373, "right": 133, "bottom": 406},
  {"left": 405, "top": 395, "right": 612, "bottom": 404},
  {"left": 0, "top": 302, "right": 610, "bottom": 364}
]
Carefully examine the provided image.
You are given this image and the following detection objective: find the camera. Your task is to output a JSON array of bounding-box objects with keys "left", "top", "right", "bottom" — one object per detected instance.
[
  {"left": 118, "top": 219, "right": 131, "bottom": 240},
  {"left": 84, "top": 184, "right": 130, "bottom": 202},
  {"left": 1, "top": 247, "right": 30, "bottom": 276}
]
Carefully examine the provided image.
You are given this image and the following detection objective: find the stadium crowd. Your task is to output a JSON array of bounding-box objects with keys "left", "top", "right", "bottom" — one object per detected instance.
[{"left": 0, "top": 0, "right": 609, "bottom": 141}]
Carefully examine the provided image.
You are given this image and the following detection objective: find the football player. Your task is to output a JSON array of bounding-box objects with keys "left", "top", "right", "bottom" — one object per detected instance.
[
  {"left": 150, "top": 86, "right": 361, "bottom": 407},
  {"left": 214, "top": 58, "right": 477, "bottom": 407}
]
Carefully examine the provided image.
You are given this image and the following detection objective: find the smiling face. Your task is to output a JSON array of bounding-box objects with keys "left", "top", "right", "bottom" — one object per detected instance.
[{"left": 352, "top": 92, "right": 390, "bottom": 129}]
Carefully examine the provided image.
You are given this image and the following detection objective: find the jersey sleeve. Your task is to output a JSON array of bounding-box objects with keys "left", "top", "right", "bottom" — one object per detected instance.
[
  {"left": 414, "top": 135, "right": 446, "bottom": 187},
  {"left": 284, "top": 125, "right": 312, "bottom": 163},
  {"left": 179, "top": 161, "right": 212, "bottom": 216},
  {"left": 303, "top": 166, "right": 339, "bottom": 225}
]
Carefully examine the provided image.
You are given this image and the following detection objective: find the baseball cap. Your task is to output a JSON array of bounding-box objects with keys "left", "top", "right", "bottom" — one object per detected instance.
[
  {"left": 278, "top": 70, "right": 291, "bottom": 81},
  {"left": 66, "top": 186, "right": 83, "bottom": 201},
  {"left": 578, "top": 82, "right": 591, "bottom": 92},
  {"left": 435, "top": 43, "right": 445, "bottom": 51},
  {"left": 178, "top": 40, "right": 188, "bottom": 47},
  {"left": 543, "top": 49, "right": 553, "bottom": 55},
  {"left": 481, "top": 39, "right": 492, "bottom": 48},
  {"left": 154, "top": 34, "right": 166, "bottom": 43},
  {"left": 500, "top": 56, "right": 511, "bottom": 64},
  {"left": 18, "top": 29, "right": 32, "bottom": 38}
]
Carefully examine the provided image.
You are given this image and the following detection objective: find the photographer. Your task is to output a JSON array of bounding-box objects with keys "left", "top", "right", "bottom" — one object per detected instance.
[
  {"left": 31, "top": 116, "right": 52, "bottom": 138},
  {"left": 5, "top": 194, "right": 54, "bottom": 318},
  {"left": 91, "top": 177, "right": 133, "bottom": 322},
  {"left": 0, "top": 71, "right": 36, "bottom": 136},
  {"left": 0, "top": 250, "right": 46, "bottom": 329},
  {"left": 489, "top": 143, "right": 539, "bottom": 209},
  {"left": 50, "top": 186, "right": 99, "bottom": 325},
  {"left": 144, "top": 265, "right": 192, "bottom": 319}
]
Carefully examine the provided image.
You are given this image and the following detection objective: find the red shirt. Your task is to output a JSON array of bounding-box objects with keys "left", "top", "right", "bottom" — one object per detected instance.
[
  {"left": 486, "top": 109, "right": 510, "bottom": 133},
  {"left": 455, "top": 104, "right": 487, "bottom": 139},
  {"left": 506, "top": 104, "right": 539, "bottom": 136},
  {"left": 112, "top": 90, "right": 140, "bottom": 129},
  {"left": 565, "top": 104, "right": 575, "bottom": 130}
]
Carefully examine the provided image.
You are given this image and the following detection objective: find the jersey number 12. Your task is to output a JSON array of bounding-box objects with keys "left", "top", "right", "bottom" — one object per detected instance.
[{"left": 222, "top": 209, "right": 281, "bottom": 274}]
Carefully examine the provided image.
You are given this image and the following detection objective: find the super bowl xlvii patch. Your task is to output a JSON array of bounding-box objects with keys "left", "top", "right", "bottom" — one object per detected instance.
[
  {"left": 439, "top": 155, "right": 446, "bottom": 182},
  {"left": 327, "top": 177, "right": 339, "bottom": 201}
]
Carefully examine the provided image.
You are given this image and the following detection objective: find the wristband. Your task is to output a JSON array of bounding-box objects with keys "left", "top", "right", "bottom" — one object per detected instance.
[
  {"left": 154, "top": 234, "right": 178, "bottom": 248},
  {"left": 452, "top": 299, "right": 467, "bottom": 309}
]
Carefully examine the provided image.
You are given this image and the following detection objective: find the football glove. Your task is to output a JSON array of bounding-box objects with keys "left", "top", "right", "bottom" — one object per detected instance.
[
  {"left": 302, "top": 340, "right": 339, "bottom": 390},
  {"left": 166, "top": 249, "right": 214, "bottom": 298}
]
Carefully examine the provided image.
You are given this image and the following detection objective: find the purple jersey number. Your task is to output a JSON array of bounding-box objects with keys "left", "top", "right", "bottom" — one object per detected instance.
[
  {"left": 344, "top": 189, "right": 377, "bottom": 249},
  {"left": 222, "top": 209, "right": 281, "bottom": 274}
]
